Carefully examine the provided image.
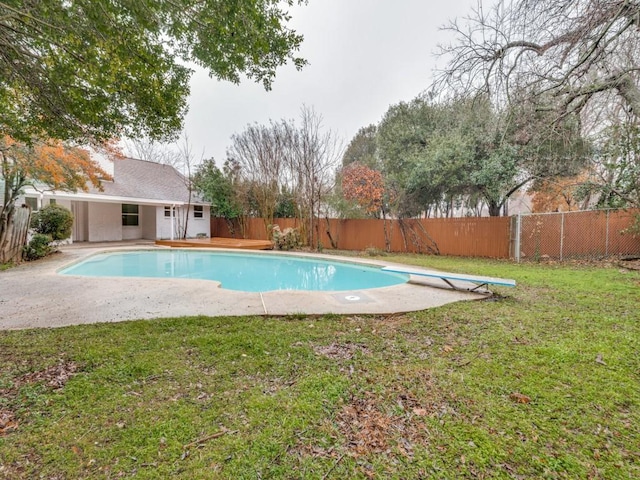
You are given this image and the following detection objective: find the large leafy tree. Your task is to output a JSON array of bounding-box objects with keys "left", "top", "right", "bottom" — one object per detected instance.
[
  {"left": 1, "top": 0, "right": 306, "bottom": 143},
  {"left": 377, "top": 96, "right": 442, "bottom": 192},
  {"left": 193, "top": 158, "right": 244, "bottom": 221},
  {"left": 341, "top": 125, "right": 379, "bottom": 169},
  {"left": 579, "top": 121, "right": 640, "bottom": 208},
  {"left": 378, "top": 94, "right": 588, "bottom": 217},
  {"left": 0, "top": 137, "right": 109, "bottom": 259}
]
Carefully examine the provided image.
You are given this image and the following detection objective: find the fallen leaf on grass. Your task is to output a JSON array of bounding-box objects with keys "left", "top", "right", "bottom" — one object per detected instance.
[
  {"left": 412, "top": 408, "right": 428, "bottom": 416},
  {"left": 0, "top": 410, "right": 18, "bottom": 435},
  {"left": 509, "top": 392, "right": 531, "bottom": 404},
  {"left": 595, "top": 353, "right": 607, "bottom": 366}
]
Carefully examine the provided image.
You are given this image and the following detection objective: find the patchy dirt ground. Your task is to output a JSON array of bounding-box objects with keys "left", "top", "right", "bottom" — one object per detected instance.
[
  {"left": 620, "top": 258, "right": 640, "bottom": 271},
  {"left": 314, "top": 342, "right": 370, "bottom": 360}
]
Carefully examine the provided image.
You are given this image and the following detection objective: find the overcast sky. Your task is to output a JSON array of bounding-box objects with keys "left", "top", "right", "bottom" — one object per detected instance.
[{"left": 182, "top": 0, "right": 477, "bottom": 164}]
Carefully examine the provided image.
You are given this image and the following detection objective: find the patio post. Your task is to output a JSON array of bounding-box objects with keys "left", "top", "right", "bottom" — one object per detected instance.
[{"left": 171, "top": 204, "right": 176, "bottom": 240}]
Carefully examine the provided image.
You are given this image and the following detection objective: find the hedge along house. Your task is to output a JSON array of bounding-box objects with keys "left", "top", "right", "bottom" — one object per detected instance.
[{"left": 7, "top": 157, "right": 210, "bottom": 243}]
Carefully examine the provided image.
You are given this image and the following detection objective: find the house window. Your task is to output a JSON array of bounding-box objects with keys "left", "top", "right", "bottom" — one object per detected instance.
[
  {"left": 193, "top": 205, "right": 203, "bottom": 218},
  {"left": 49, "top": 199, "right": 56, "bottom": 205},
  {"left": 164, "top": 206, "right": 173, "bottom": 217},
  {"left": 24, "top": 197, "right": 38, "bottom": 211},
  {"left": 122, "top": 204, "right": 139, "bottom": 226}
]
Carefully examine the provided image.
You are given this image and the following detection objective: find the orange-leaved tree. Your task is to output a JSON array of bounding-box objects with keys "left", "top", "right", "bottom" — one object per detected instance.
[
  {"left": 531, "top": 172, "right": 590, "bottom": 213},
  {"left": 341, "top": 162, "right": 385, "bottom": 216},
  {"left": 0, "top": 136, "right": 113, "bottom": 261}
]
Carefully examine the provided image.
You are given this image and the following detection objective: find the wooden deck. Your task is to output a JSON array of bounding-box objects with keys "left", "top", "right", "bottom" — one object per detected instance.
[{"left": 155, "top": 237, "right": 274, "bottom": 250}]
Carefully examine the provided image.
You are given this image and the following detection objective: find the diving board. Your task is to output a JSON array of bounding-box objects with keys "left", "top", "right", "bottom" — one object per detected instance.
[{"left": 382, "top": 266, "right": 516, "bottom": 292}]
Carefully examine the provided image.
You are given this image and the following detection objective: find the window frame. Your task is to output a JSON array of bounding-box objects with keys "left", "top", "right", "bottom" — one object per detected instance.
[
  {"left": 193, "top": 205, "right": 204, "bottom": 219},
  {"left": 121, "top": 203, "right": 139, "bottom": 226},
  {"left": 24, "top": 197, "right": 38, "bottom": 211}
]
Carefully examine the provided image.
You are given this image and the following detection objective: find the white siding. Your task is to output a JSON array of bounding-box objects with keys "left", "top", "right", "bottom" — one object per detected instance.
[
  {"left": 122, "top": 225, "right": 141, "bottom": 240},
  {"left": 141, "top": 205, "right": 156, "bottom": 239},
  {"left": 157, "top": 206, "right": 174, "bottom": 239},
  {"left": 156, "top": 205, "right": 210, "bottom": 239},
  {"left": 189, "top": 205, "right": 210, "bottom": 238},
  {"left": 53, "top": 198, "right": 72, "bottom": 210},
  {"left": 88, "top": 202, "right": 122, "bottom": 241}
]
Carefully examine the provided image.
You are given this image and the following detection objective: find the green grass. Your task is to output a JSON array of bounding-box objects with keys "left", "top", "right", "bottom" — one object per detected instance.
[{"left": 1, "top": 255, "right": 639, "bottom": 479}]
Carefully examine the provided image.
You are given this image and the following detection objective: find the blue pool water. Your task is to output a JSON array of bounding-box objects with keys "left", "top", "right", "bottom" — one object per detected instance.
[{"left": 59, "top": 250, "right": 409, "bottom": 292}]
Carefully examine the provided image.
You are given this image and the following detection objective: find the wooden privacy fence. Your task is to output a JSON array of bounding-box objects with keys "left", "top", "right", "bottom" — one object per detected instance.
[
  {"left": 212, "top": 209, "right": 640, "bottom": 261},
  {"left": 0, "top": 205, "right": 31, "bottom": 264},
  {"left": 211, "top": 216, "right": 512, "bottom": 258}
]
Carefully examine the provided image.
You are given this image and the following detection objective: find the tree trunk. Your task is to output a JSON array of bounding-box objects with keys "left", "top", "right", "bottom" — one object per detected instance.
[
  {"left": 382, "top": 208, "right": 391, "bottom": 252},
  {"left": 0, "top": 208, "right": 13, "bottom": 263},
  {"left": 0, "top": 205, "right": 30, "bottom": 264},
  {"left": 488, "top": 201, "right": 502, "bottom": 217},
  {"left": 324, "top": 216, "right": 338, "bottom": 249}
]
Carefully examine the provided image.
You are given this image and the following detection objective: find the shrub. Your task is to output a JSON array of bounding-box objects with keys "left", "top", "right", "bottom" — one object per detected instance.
[
  {"left": 271, "top": 225, "right": 300, "bottom": 251},
  {"left": 23, "top": 234, "right": 53, "bottom": 261},
  {"left": 30, "top": 204, "right": 74, "bottom": 241},
  {"left": 364, "top": 246, "right": 387, "bottom": 257}
]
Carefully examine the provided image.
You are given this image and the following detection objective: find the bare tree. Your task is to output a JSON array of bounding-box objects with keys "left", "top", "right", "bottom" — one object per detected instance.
[
  {"left": 227, "top": 122, "right": 287, "bottom": 232},
  {"left": 438, "top": 0, "right": 640, "bottom": 120},
  {"left": 125, "top": 133, "right": 201, "bottom": 239},
  {"left": 122, "top": 137, "right": 181, "bottom": 167},
  {"left": 224, "top": 107, "right": 341, "bottom": 247},
  {"left": 174, "top": 134, "right": 203, "bottom": 239},
  {"left": 289, "top": 106, "right": 342, "bottom": 249}
]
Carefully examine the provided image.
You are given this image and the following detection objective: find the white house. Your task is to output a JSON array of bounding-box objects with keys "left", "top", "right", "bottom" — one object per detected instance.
[{"left": 12, "top": 157, "right": 211, "bottom": 243}]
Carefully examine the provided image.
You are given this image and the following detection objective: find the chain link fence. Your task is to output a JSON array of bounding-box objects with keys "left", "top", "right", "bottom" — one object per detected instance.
[{"left": 512, "top": 209, "right": 640, "bottom": 262}]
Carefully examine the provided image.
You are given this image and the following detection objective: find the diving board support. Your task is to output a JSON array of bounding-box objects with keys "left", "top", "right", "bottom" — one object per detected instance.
[{"left": 382, "top": 266, "right": 516, "bottom": 293}]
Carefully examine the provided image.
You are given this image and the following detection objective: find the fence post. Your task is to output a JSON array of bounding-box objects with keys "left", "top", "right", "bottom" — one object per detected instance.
[
  {"left": 514, "top": 213, "right": 522, "bottom": 263},
  {"left": 605, "top": 209, "right": 610, "bottom": 257},
  {"left": 560, "top": 212, "right": 565, "bottom": 262}
]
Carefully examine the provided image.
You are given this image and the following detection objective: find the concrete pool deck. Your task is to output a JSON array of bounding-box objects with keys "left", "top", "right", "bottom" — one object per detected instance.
[{"left": 0, "top": 242, "right": 486, "bottom": 330}]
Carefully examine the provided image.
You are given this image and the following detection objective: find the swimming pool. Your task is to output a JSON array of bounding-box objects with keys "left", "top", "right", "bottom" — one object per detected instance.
[{"left": 59, "top": 250, "right": 409, "bottom": 292}]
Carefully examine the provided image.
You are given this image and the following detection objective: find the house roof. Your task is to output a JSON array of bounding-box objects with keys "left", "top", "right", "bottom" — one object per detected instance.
[{"left": 87, "top": 157, "right": 207, "bottom": 205}]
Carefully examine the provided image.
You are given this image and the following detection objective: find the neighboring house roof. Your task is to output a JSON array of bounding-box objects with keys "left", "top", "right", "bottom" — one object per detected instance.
[{"left": 87, "top": 157, "right": 206, "bottom": 205}]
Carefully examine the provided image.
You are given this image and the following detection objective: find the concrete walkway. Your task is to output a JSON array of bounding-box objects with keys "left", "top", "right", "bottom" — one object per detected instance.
[{"left": 0, "top": 243, "right": 484, "bottom": 330}]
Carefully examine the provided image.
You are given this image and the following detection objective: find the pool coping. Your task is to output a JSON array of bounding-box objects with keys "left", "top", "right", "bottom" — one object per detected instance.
[{"left": 0, "top": 243, "right": 487, "bottom": 330}]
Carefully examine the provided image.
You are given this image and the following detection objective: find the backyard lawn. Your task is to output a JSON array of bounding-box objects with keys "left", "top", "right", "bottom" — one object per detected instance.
[{"left": 1, "top": 255, "right": 639, "bottom": 479}]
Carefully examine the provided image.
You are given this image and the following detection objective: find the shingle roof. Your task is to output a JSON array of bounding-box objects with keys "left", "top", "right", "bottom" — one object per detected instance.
[{"left": 89, "top": 157, "right": 206, "bottom": 204}]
